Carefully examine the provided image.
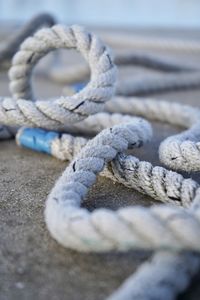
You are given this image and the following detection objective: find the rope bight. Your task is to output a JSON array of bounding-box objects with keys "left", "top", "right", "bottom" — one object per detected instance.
[{"left": 1, "top": 18, "right": 200, "bottom": 300}]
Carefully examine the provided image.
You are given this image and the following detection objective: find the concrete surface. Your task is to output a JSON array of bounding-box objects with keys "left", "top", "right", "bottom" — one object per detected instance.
[{"left": 1, "top": 29, "right": 200, "bottom": 300}]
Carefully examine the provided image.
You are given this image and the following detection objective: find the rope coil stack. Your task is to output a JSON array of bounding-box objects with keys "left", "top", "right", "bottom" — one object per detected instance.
[{"left": 1, "top": 14, "right": 200, "bottom": 300}]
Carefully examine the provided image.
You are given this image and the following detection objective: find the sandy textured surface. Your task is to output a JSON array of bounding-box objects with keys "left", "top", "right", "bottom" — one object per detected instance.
[{"left": 1, "top": 27, "right": 200, "bottom": 300}]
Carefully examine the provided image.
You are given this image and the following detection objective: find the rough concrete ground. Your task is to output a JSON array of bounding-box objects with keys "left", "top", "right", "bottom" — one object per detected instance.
[{"left": 1, "top": 28, "right": 200, "bottom": 300}]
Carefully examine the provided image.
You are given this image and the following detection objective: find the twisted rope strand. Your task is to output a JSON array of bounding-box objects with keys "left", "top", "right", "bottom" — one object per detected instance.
[
  {"left": 106, "top": 150, "right": 200, "bottom": 299},
  {"left": 106, "top": 97, "right": 199, "bottom": 127},
  {"left": 18, "top": 96, "right": 196, "bottom": 135},
  {"left": 17, "top": 114, "right": 199, "bottom": 208},
  {"left": 45, "top": 96, "right": 200, "bottom": 173},
  {"left": 30, "top": 116, "right": 200, "bottom": 299},
  {"left": 0, "top": 25, "right": 116, "bottom": 130},
  {"left": 44, "top": 120, "right": 200, "bottom": 252},
  {"left": 19, "top": 121, "right": 200, "bottom": 299}
]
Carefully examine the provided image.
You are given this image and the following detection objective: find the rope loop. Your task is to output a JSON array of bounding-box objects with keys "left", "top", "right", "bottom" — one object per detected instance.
[{"left": 1, "top": 24, "right": 117, "bottom": 129}]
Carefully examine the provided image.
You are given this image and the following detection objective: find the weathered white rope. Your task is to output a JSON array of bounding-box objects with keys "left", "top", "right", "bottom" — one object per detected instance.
[
  {"left": 109, "top": 151, "right": 200, "bottom": 300},
  {"left": 44, "top": 116, "right": 200, "bottom": 252},
  {"left": 106, "top": 97, "right": 200, "bottom": 172},
  {"left": 29, "top": 96, "right": 200, "bottom": 298},
  {"left": 106, "top": 97, "right": 199, "bottom": 126},
  {"left": 21, "top": 119, "right": 200, "bottom": 300},
  {"left": 1, "top": 24, "right": 200, "bottom": 300},
  {"left": 104, "top": 153, "right": 199, "bottom": 208},
  {"left": 17, "top": 113, "right": 199, "bottom": 208},
  {"left": 60, "top": 96, "right": 199, "bottom": 135},
  {"left": 36, "top": 106, "right": 198, "bottom": 300},
  {"left": 0, "top": 24, "right": 116, "bottom": 130},
  {"left": 106, "top": 159, "right": 200, "bottom": 299},
  {"left": 17, "top": 123, "right": 200, "bottom": 299}
]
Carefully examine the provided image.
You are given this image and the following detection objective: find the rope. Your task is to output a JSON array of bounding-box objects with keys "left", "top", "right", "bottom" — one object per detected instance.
[
  {"left": 106, "top": 97, "right": 200, "bottom": 171},
  {"left": 16, "top": 99, "right": 200, "bottom": 297},
  {"left": 17, "top": 97, "right": 200, "bottom": 173},
  {"left": 1, "top": 21, "right": 200, "bottom": 300},
  {"left": 42, "top": 119, "right": 200, "bottom": 252},
  {"left": 15, "top": 99, "right": 200, "bottom": 297},
  {"left": 16, "top": 101, "right": 199, "bottom": 207}
]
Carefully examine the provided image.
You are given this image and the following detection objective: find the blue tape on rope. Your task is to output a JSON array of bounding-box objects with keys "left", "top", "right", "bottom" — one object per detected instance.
[
  {"left": 18, "top": 128, "right": 59, "bottom": 154},
  {"left": 72, "top": 81, "right": 87, "bottom": 92}
]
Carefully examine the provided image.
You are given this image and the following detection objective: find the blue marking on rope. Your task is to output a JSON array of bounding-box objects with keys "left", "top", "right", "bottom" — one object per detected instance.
[
  {"left": 72, "top": 81, "right": 87, "bottom": 92},
  {"left": 18, "top": 128, "right": 59, "bottom": 154}
]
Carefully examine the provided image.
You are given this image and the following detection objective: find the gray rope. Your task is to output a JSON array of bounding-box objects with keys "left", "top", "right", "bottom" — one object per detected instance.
[
  {"left": 18, "top": 107, "right": 199, "bottom": 207},
  {"left": 43, "top": 117, "right": 200, "bottom": 252},
  {"left": 17, "top": 116, "right": 200, "bottom": 299},
  {"left": 106, "top": 97, "right": 200, "bottom": 171},
  {"left": 37, "top": 97, "right": 200, "bottom": 173}
]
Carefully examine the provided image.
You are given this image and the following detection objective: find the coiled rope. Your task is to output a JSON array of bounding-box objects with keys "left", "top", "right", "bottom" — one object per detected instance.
[
  {"left": 0, "top": 23, "right": 116, "bottom": 141},
  {"left": 1, "top": 21, "right": 200, "bottom": 300},
  {"left": 17, "top": 98, "right": 200, "bottom": 206}
]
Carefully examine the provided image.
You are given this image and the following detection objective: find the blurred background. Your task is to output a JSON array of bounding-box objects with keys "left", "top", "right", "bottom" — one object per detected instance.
[{"left": 0, "top": 0, "right": 200, "bottom": 28}]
